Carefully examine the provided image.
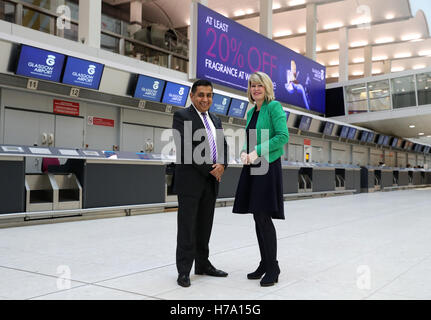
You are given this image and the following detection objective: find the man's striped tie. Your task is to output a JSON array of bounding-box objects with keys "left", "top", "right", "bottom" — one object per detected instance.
[{"left": 201, "top": 112, "right": 217, "bottom": 163}]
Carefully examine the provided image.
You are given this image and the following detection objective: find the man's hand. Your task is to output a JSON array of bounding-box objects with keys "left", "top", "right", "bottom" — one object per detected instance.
[{"left": 210, "top": 164, "right": 225, "bottom": 182}]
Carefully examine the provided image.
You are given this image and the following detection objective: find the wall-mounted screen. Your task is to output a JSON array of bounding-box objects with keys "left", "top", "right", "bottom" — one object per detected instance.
[
  {"left": 339, "top": 126, "right": 349, "bottom": 138},
  {"left": 377, "top": 135, "right": 385, "bottom": 145},
  {"left": 367, "top": 132, "right": 375, "bottom": 143},
  {"left": 209, "top": 93, "right": 231, "bottom": 115},
  {"left": 397, "top": 139, "right": 403, "bottom": 148},
  {"left": 391, "top": 137, "right": 399, "bottom": 148},
  {"left": 323, "top": 122, "right": 334, "bottom": 136},
  {"left": 298, "top": 115, "right": 312, "bottom": 131},
  {"left": 61, "top": 56, "right": 104, "bottom": 89},
  {"left": 424, "top": 146, "right": 431, "bottom": 153},
  {"left": 194, "top": 3, "right": 326, "bottom": 114},
  {"left": 285, "top": 110, "right": 290, "bottom": 121},
  {"left": 133, "top": 74, "right": 166, "bottom": 101},
  {"left": 227, "top": 99, "right": 248, "bottom": 118},
  {"left": 360, "top": 131, "right": 369, "bottom": 142},
  {"left": 383, "top": 135, "right": 390, "bottom": 146},
  {"left": 16, "top": 45, "right": 66, "bottom": 82},
  {"left": 161, "top": 82, "right": 190, "bottom": 107},
  {"left": 347, "top": 127, "right": 357, "bottom": 140},
  {"left": 414, "top": 144, "right": 423, "bottom": 152}
]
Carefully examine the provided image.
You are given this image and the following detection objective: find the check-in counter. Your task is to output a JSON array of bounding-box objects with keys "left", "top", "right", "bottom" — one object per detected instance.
[
  {"left": 361, "top": 166, "right": 376, "bottom": 192},
  {"left": 375, "top": 167, "right": 393, "bottom": 189},
  {"left": 0, "top": 154, "right": 25, "bottom": 214},
  {"left": 309, "top": 163, "right": 336, "bottom": 192},
  {"left": 411, "top": 169, "right": 423, "bottom": 185},
  {"left": 333, "top": 164, "right": 361, "bottom": 194},
  {"left": 281, "top": 162, "right": 300, "bottom": 194},
  {"left": 393, "top": 168, "right": 409, "bottom": 186}
]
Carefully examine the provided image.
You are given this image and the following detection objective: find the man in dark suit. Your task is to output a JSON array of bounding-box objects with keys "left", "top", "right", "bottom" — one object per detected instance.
[{"left": 172, "top": 79, "right": 228, "bottom": 287}]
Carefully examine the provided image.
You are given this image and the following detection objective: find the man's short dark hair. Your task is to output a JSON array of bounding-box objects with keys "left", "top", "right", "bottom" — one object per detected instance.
[{"left": 191, "top": 79, "right": 213, "bottom": 94}]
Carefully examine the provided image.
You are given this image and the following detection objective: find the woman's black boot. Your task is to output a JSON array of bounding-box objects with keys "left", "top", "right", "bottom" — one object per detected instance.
[
  {"left": 247, "top": 261, "right": 265, "bottom": 280},
  {"left": 260, "top": 261, "right": 280, "bottom": 287}
]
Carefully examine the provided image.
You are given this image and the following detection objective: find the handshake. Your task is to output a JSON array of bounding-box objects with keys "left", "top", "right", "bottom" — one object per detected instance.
[{"left": 240, "top": 150, "right": 259, "bottom": 165}]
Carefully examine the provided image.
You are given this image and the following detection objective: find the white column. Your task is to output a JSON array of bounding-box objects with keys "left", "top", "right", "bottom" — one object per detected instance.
[
  {"left": 259, "top": 0, "right": 273, "bottom": 39},
  {"left": 383, "top": 60, "right": 392, "bottom": 74},
  {"left": 305, "top": 3, "right": 317, "bottom": 61},
  {"left": 364, "top": 45, "right": 372, "bottom": 77},
  {"left": 129, "top": 0, "right": 142, "bottom": 35},
  {"left": 78, "top": 0, "right": 101, "bottom": 48},
  {"left": 338, "top": 27, "right": 349, "bottom": 82}
]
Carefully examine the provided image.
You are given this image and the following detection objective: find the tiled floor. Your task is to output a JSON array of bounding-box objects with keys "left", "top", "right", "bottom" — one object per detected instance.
[{"left": 1, "top": 188, "right": 431, "bottom": 300}]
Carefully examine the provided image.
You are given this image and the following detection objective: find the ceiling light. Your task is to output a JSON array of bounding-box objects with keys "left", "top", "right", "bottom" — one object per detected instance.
[
  {"left": 327, "top": 44, "right": 339, "bottom": 50},
  {"left": 353, "top": 57, "right": 365, "bottom": 63},
  {"left": 427, "top": 135, "right": 431, "bottom": 138},
  {"left": 375, "top": 37, "right": 394, "bottom": 44},
  {"left": 273, "top": 3, "right": 281, "bottom": 9},
  {"left": 419, "top": 133, "right": 425, "bottom": 136},
  {"left": 372, "top": 69, "right": 381, "bottom": 74},
  {"left": 401, "top": 33, "right": 421, "bottom": 41},
  {"left": 331, "top": 73, "right": 339, "bottom": 77},
  {"left": 245, "top": 9, "right": 254, "bottom": 14},
  {"left": 372, "top": 55, "right": 388, "bottom": 61},
  {"left": 298, "top": 27, "right": 306, "bottom": 33},
  {"left": 385, "top": 13, "right": 395, "bottom": 19},
  {"left": 413, "top": 65, "right": 426, "bottom": 70},
  {"left": 274, "top": 30, "right": 292, "bottom": 37},
  {"left": 409, "top": 125, "right": 416, "bottom": 128},
  {"left": 351, "top": 17, "right": 371, "bottom": 25},
  {"left": 288, "top": 0, "right": 305, "bottom": 6},
  {"left": 234, "top": 10, "right": 245, "bottom": 16},
  {"left": 352, "top": 71, "right": 364, "bottom": 76},
  {"left": 419, "top": 50, "right": 431, "bottom": 56},
  {"left": 329, "top": 60, "right": 339, "bottom": 66},
  {"left": 324, "top": 22, "right": 343, "bottom": 30},
  {"left": 394, "top": 52, "right": 412, "bottom": 59},
  {"left": 391, "top": 67, "right": 405, "bottom": 72},
  {"left": 316, "top": 46, "right": 322, "bottom": 52},
  {"left": 351, "top": 41, "right": 368, "bottom": 47}
]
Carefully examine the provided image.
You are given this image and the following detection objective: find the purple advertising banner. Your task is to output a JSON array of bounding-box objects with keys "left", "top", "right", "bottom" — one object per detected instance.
[{"left": 196, "top": 4, "right": 326, "bottom": 114}]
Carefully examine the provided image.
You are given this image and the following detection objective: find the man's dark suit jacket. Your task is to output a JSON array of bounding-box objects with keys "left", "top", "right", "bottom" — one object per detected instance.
[{"left": 172, "top": 105, "right": 228, "bottom": 197}]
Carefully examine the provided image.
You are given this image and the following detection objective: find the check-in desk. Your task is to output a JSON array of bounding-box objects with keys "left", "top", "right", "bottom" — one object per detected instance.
[
  {"left": 0, "top": 152, "right": 25, "bottom": 214},
  {"left": 308, "top": 163, "right": 336, "bottom": 192},
  {"left": 376, "top": 167, "right": 393, "bottom": 189},
  {"left": 333, "top": 164, "right": 361, "bottom": 194},
  {"left": 281, "top": 162, "right": 300, "bottom": 194},
  {"left": 361, "top": 166, "right": 376, "bottom": 192},
  {"left": 411, "top": 169, "right": 424, "bottom": 186},
  {"left": 393, "top": 168, "right": 409, "bottom": 186}
]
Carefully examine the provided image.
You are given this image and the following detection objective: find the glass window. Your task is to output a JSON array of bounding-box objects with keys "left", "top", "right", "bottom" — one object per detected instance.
[
  {"left": 368, "top": 80, "right": 390, "bottom": 112},
  {"left": 391, "top": 76, "right": 417, "bottom": 108},
  {"left": 416, "top": 72, "right": 431, "bottom": 106},
  {"left": 0, "top": 1, "right": 15, "bottom": 23},
  {"left": 345, "top": 83, "right": 368, "bottom": 114}
]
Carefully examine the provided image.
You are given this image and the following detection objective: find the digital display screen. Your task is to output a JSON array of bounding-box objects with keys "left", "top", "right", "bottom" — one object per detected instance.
[
  {"left": 366, "top": 132, "right": 375, "bottom": 143},
  {"left": 196, "top": 4, "right": 326, "bottom": 114},
  {"left": 209, "top": 93, "right": 231, "bottom": 115},
  {"left": 347, "top": 127, "right": 357, "bottom": 140},
  {"left": 161, "top": 82, "right": 190, "bottom": 107},
  {"left": 339, "top": 126, "right": 349, "bottom": 138},
  {"left": 391, "top": 138, "right": 399, "bottom": 148},
  {"left": 377, "top": 135, "right": 385, "bottom": 145},
  {"left": 62, "top": 56, "right": 104, "bottom": 89},
  {"left": 323, "top": 122, "right": 334, "bottom": 136},
  {"left": 227, "top": 98, "right": 248, "bottom": 118},
  {"left": 414, "top": 144, "right": 423, "bottom": 152},
  {"left": 360, "top": 131, "right": 369, "bottom": 142},
  {"left": 383, "top": 135, "right": 390, "bottom": 146},
  {"left": 133, "top": 74, "right": 166, "bottom": 101},
  {"left": 424, "top": 146, "right": 431, "bottom": 153},
  {"left": 16, "top": 45, "right": 66, "bottom": 82},
  {"left": 298, "top": 116, "right": 312, "bottom": 131},
  {"left": 397, "top": 139, "right": 403, "bottom": 148}
]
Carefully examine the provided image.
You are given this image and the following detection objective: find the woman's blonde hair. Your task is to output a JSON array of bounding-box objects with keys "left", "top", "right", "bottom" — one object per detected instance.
[{"left": 247, "top": 71, "right": 275, "bottom": 104}]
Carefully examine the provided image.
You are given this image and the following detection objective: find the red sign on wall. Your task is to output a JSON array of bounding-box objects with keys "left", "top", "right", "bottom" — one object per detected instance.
[
  {"left": 304, "top": 139, "right": 311, "bottom": 146},
  {"left": 53, "top": 99, "right": 80, "bottom": 116},
  {"left": 87, "top": 116, "right": 115, "bottom": 127}
]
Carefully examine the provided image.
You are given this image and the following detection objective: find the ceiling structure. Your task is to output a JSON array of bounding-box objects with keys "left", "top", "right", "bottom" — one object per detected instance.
[{"left": 102, "top": 0, "right": 431, "bottom": 144}]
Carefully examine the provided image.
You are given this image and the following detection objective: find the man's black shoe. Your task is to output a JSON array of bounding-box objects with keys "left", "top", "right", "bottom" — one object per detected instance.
[
  {"left": 195, "top": 265, "right": 228, "bottom": 277},
  {"left": 177, "top": 274, "right": 191, "bottom": 287}
]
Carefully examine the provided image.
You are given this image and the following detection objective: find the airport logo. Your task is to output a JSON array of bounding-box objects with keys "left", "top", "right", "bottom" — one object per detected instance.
[
  {"left": 46, "top": 55, "right": 56, "bottom": 66},
  {"left": 179, "top": 87, "right": 185, "bottom": 95},
  {"left": 153, "top": 81, "right": 160, "bottom": 90},
  {"left": 87, "top": 64, "right": 96, "bottom": 75},
  {"left": 222, "top": 98, "right": 227, "bottom": 105}
]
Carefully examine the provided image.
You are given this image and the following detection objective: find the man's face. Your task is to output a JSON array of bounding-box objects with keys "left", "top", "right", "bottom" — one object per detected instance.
[{"left": 190, "top": 85, "right": 213, "bottom": 113}]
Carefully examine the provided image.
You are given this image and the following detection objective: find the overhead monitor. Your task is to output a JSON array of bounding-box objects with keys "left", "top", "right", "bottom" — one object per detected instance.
[
  {"left": 133, "top": 74, "right": 166, "bottom": 101},
  {"left": 377, "top": 135, "right": 385, "bottom": 145},
  {"left": 16, "top": 44, "right": 66, "bottom": 82},
  {"left": 360, "top": 131, "right": 369, "bottom": 142},
  {"left": 397, "top": 139, "right": 403, "bottom": 148},
  {"left": 323, "top": 122, "right": 334, "bottom": 136},
  {"left": 366, "top": 132, "right": 375, "bottom": 143},
  {"left": 285, "top": 110, "right": 290, "bottom": 121},
  {"left": 209, "top": 93, "right": 231, "bottom": 115},
  {"left": 161, "top": 82, "right": 190, "bottom": 107},
  {"left": 383, "top": 135, "right": 390, "bottom": 146},
  {"left": 227, "top": 98, "right": 248, "bottom": 118},
  {"left": 391, "top": 137, "right": 399, "bottom": 148},
  {"left": 424, "top": 146, "right": 431, "bottom": 153},
  {"left": 347, "top": 127, "right": 357, "bottom": 140},
  {"left": 61, "top": 56, "right": 104, "bottom": 90},
  {"left": 339, "top": 126, "right": 349, "bottom": 138},
  {"left": 298, "top": 115, "right": 312, "bottom": 131}
]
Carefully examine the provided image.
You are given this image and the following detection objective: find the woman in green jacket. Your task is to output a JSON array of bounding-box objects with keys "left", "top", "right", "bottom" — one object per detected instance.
[{"left": 233, "top": 71, "right": 289, "bottom": 287}]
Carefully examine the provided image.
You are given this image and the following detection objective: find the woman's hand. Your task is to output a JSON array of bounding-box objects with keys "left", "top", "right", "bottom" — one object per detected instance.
[
  {"left": 248, "top": 150, "right": 259, "bottom": 164},
  {"left": 240, "top": 152, "right": 249, "bottom": 165}
]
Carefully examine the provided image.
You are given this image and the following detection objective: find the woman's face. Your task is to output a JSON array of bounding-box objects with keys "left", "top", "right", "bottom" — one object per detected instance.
[{"left": 250, "top": 82, "right": 265, "bottom": 103}]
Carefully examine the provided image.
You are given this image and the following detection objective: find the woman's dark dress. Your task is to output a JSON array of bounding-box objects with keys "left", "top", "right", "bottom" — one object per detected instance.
[{"left": 232, "top": 109, "right": 285, "bottom": 219}]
